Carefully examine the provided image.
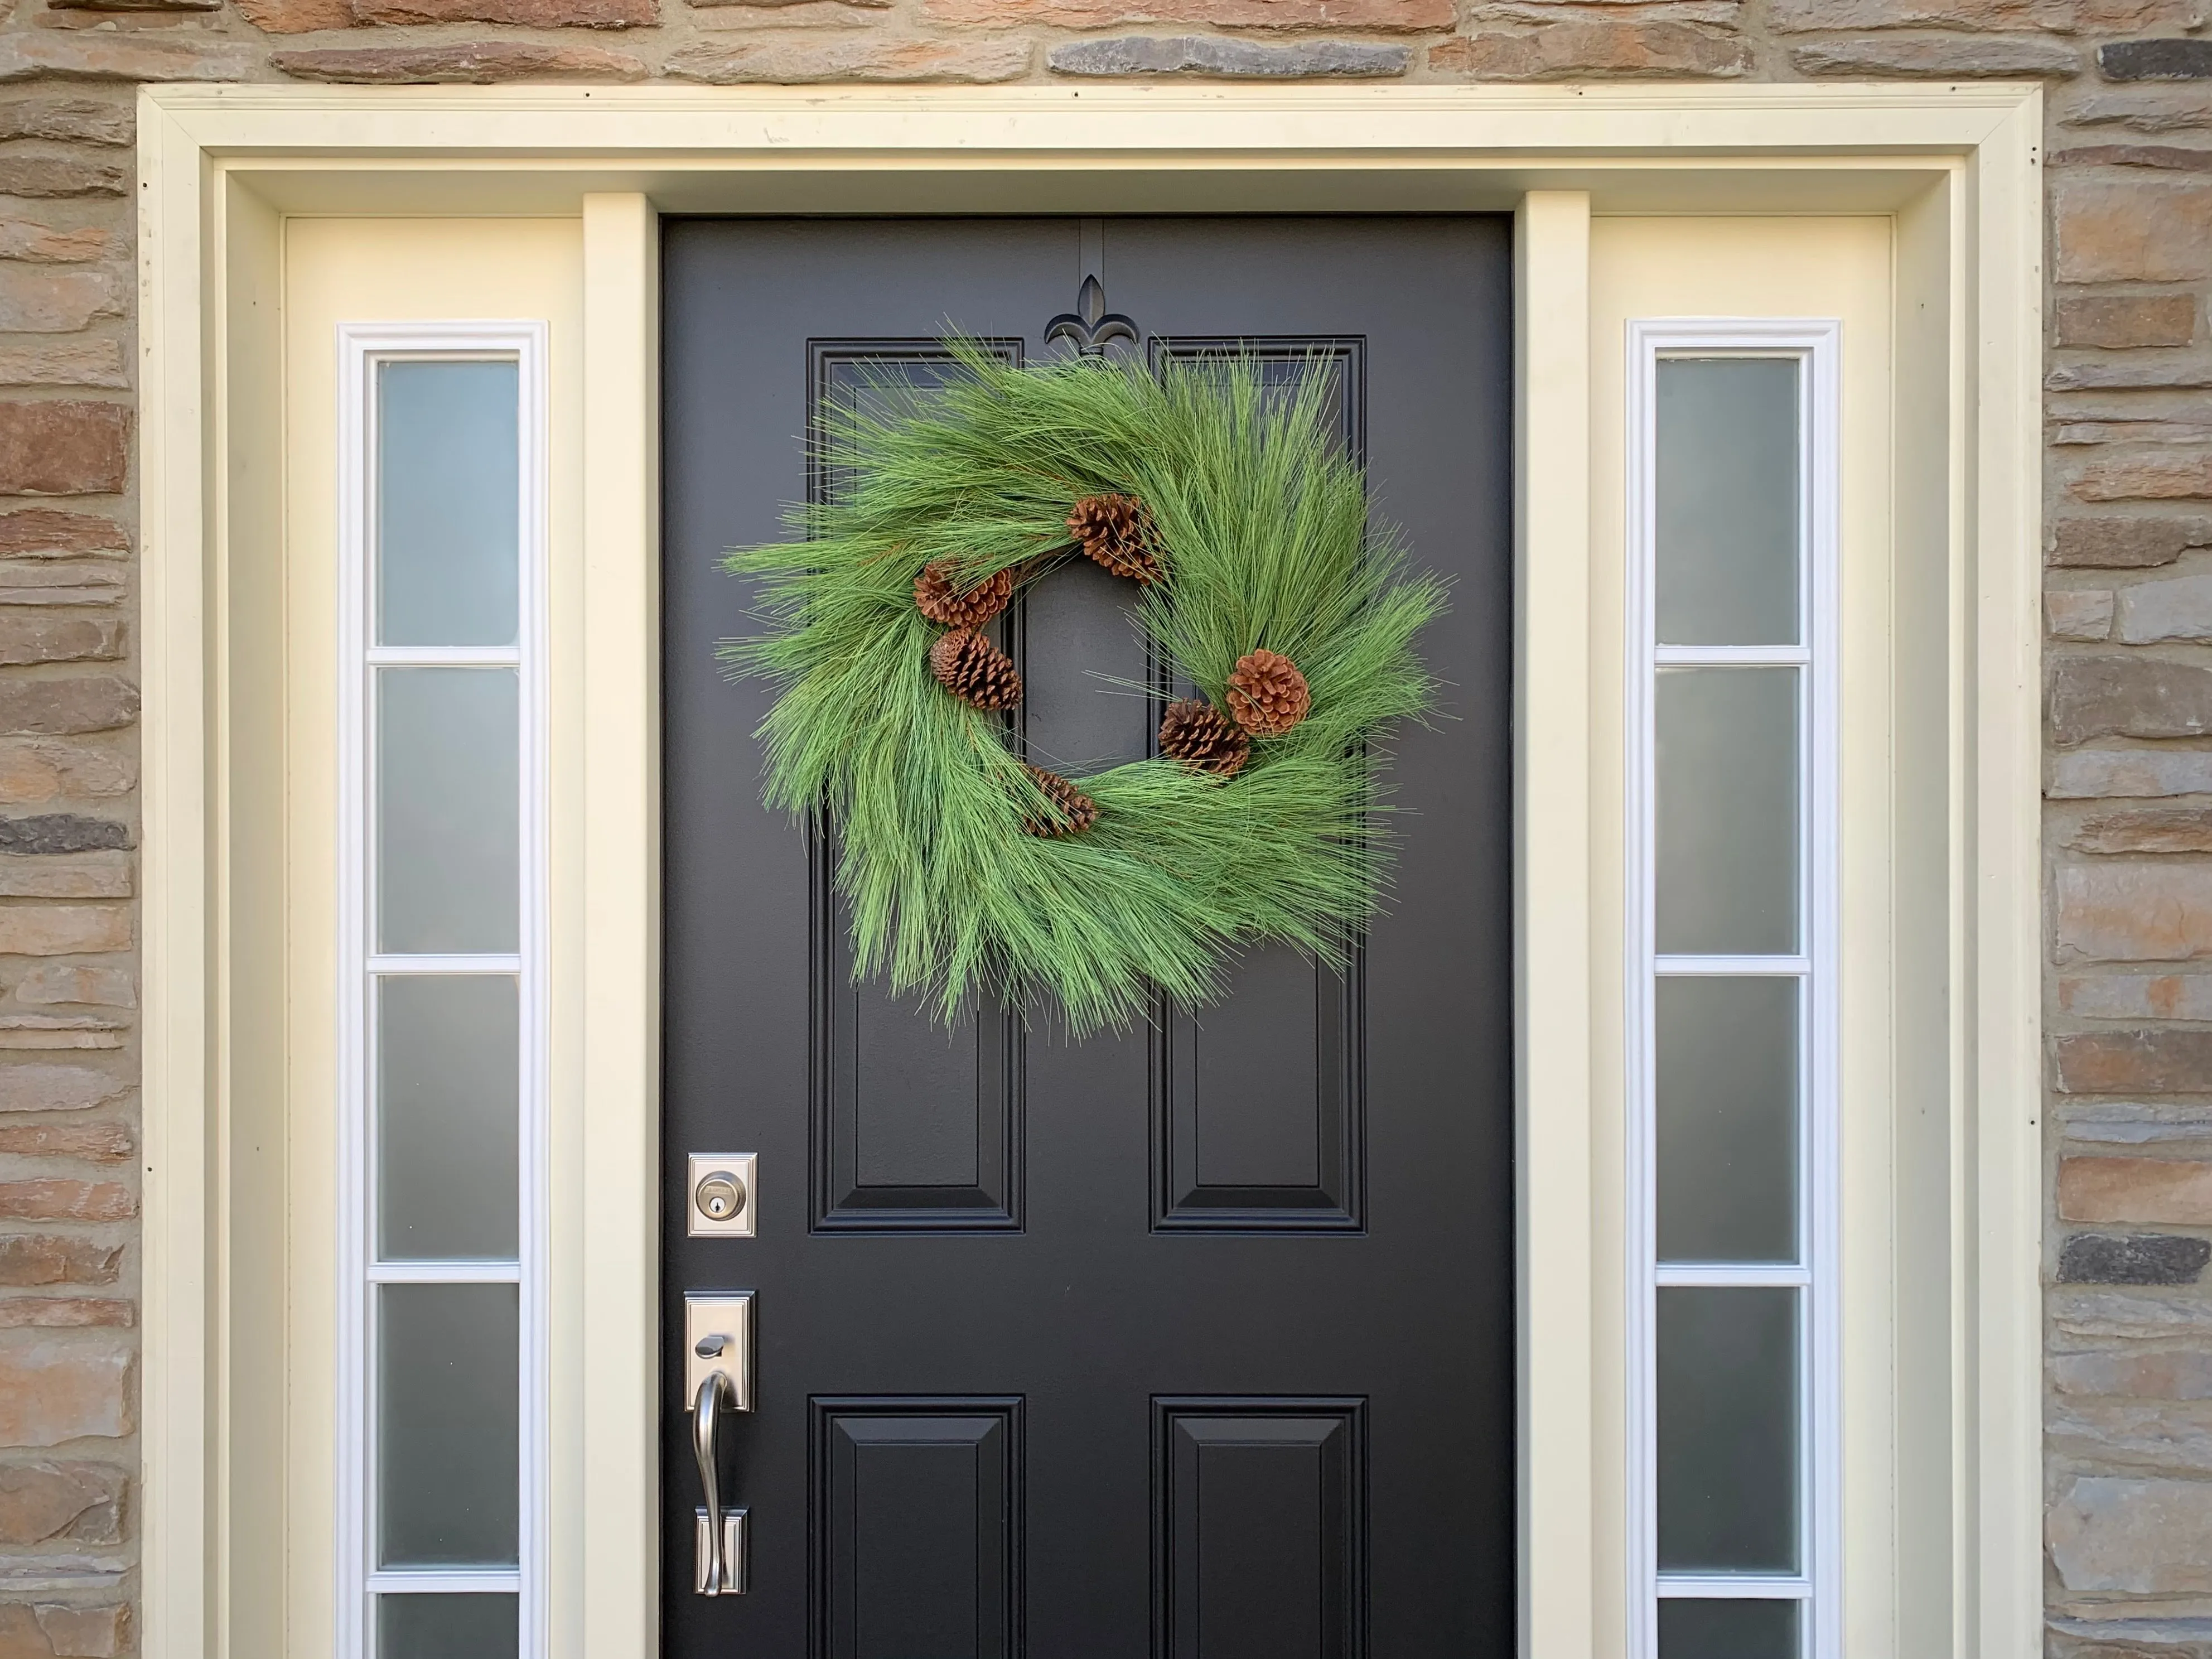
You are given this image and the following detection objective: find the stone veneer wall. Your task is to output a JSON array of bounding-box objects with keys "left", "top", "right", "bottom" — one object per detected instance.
[{"left": 0, "top": 0, "right": 2200, "bottom": 1651}]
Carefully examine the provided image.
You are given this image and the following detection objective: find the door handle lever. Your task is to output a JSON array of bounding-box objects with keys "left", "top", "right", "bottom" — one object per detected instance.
[
  {"left": 687, "top": 1294, "right": 755, "bottom": 1597},
  {"left": 692, "top": 1370, "right": 745, "bottom": 1595}
]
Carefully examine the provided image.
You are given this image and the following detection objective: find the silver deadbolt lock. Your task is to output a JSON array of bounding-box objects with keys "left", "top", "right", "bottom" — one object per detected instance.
[
  {"left": 697, "top": 1171, "right": 745, "bottom": 1222},
  {"left": 688, "top": 1152, "right": 757, "bottom": 1237}
]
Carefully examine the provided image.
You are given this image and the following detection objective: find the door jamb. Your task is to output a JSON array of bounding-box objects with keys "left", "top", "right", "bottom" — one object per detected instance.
[{"left": 136, "top": 83, "right": 2043, "bottom": 1659}]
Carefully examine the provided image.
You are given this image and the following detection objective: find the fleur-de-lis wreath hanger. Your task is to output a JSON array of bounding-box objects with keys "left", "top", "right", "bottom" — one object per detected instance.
[{"left": 1045, "top": 274, "right": 1139, "bottom": 358}]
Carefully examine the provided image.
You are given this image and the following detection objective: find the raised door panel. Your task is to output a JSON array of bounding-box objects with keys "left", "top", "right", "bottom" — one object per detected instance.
[
  {"left": 808, "top": 340, "right": 1026, "bottom": 1232},
  {"left": 813, "top": 1398, "right": 1023, "bottom": 1659},
  {"left": 1147, "top": 338, "right": 1368, "bottom": 1232},
  {"left": 1155, "top": 1398, "right": 1367, "bottom": 1659}
]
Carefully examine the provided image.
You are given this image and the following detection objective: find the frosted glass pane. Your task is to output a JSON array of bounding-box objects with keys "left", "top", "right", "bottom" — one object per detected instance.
[
  {"left": 378, "top": 1283, "right": 518, "bottom": 1568},
  {"left": 1658, "top": 1599, "right": 1798, "bottom": 1659},
  {"left": 1656, "top": 668, "right": 1798, "bottom": 956},
  {"left": 378, "top": 360, "right": 519, "bottom": 648},
  {"left": 1656, "top": 358, "right": 1800, "bottom": 647},
  {"left": 378, "top": 1594, "right": 518, "bottom": 1659},
  {"left": 1657, "top": 977, "right": 1799, "bottom": 1264},
  {"left": 377, "top": 668, "right": 519, "bottom": 954},
  {"left": 1658, "top": 1286, "right": 1799, "bottom": 1573},
  {"left": 378, "top": 975, "right": 518, "bottom": 1261}
]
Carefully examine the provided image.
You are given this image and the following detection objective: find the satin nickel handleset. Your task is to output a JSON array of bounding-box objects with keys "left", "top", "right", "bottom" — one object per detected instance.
[
  {"left": 687, "top": 1291, "right": 754, "bottom": 1596},
  {"left": 687, "top": 1151, "right": 759, "bottom": 1598},
  {"left": 686, "top": 1151, "right": 759, "bottom": 1595}
]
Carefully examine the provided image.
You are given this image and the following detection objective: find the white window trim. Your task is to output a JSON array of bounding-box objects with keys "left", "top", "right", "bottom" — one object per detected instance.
[
  {"left": 334, "top": 321, "right": 552, "bottom": 1659},
  {"left": 136, "top": 86, "right": 2045, "bottom": 1659},
  {"left": 1622, "top": 321, "right": 1842, "bottom": 1658}
]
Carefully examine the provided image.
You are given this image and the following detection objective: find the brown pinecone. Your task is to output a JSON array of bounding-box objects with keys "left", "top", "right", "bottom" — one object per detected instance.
[
  {"left": 1020, "top": 763, "right": 1098, "bottom": 837},
  {"left": 1224, "top": 648, "right": 1312, "bottom": 736},
  {"left": 1066, "top": 493, "right": 1164, "bottom": 586},
  {"left": 928, "top": 628, "right": 1023, "bottom": 711},
  {"left": 1158, "top": 698, "right": 1251, "bottom": 778},
  {"left": 914, "top": 558, "right": 1015, "bottom": 629}
]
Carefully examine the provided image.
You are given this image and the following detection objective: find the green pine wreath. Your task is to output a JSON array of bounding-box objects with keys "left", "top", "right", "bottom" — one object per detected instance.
[{"left": 722, "top": 343, "right": 1445, "bottom": 1035}]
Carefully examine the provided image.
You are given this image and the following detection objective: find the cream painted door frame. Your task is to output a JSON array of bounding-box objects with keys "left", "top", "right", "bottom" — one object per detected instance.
[{"left": 136, "top": 83, "right": 2044, "bottom": 1659}]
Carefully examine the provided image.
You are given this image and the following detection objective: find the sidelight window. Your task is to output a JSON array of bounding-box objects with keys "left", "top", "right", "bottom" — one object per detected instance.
[
  {"left": 337, "top": 328, "right": 548, "bottom": 1659},
  {"left": 1627, "top": 325, "right": 1839, "bottom": 1659}
]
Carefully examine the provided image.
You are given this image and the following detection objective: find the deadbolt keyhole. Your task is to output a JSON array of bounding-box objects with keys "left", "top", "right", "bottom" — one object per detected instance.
[{"left": 697, "top": 1170, "right": 747, "bottom": 1223}]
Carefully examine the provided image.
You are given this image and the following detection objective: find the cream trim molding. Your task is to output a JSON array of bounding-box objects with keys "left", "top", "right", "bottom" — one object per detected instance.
[{"left": 137, "top": 83, "right": 2043, "bottom": 1659}]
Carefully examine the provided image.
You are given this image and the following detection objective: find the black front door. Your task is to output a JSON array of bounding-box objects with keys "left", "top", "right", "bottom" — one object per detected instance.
[{"left": 661, "top": 216, "right": 1513, "bottom": 1657}]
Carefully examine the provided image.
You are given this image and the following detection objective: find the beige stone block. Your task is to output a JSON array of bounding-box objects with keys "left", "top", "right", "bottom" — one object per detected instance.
[
  {"left": 0, "top": 908, "right": 127, "bottom": 957},
  {"left": 271, "top": 41, "right": 650, "bottom": 80},
  {"left": 0, "top": 1339, "right": 128, "bottom": 1446},
  {"left": 0, "top": 268, "right": 118, "bottom": 335},
  {"left": 0, "top": 156, "right": 123, "bottom": 201},
  {"left": 0, "top": 514, "right": 125, "bottom": 561},
  {"left": 2048, "top": 749, "right": 2212, "bottom": 798},
  {"left": 0, "top": 103, "right": 131, "bottom": 150},
  {"left": 2061, "top": 1155, "right": 2212, "bottom": 1223},
  {"left": 0, "top": 1065, "right": 127, "bottom": 1114},
  {"left": 234, "top": 0, "right": 354, "bottom": 27},
  {"left": 2068, "top": 91, "right": 2212, "bottom": 134},
  {"left": 0, "top": 222, "right": 105, "bottom": 266},
  {"left": 667, "top": 37, "right": 1035, "bottom": 80},
  {"left": 0, "top": 681, "right": 136, "bottom": 739},
  {"left": 2050, "top": 1399, "right": 2212, "bottom": 1474},
  {"left": 0, "top": 856, "right": 131, "bottom": 901},
  {"left": 20, "top": 1603, "right": 130, "bottom": 1658},
  {"left": 0, "top": 1180, "right": 133, "bottom": 1223},
  {"left": 2051, "top": 517, "right": 2212, "bottom": 567},
  {"left": 0, "top": 33, "right": 257, "bottom": 80},
  {"left": 2050, "top": 1475, "right": 2212, "bottom": 1593},
  {"left": 0, "top": 740, "right": 129, "bottom": 803},
  {"left": 2057, "top": 178, "right": 2212, "bottom": 282},
  {"left": 2056, "top": 417, "right": 2212, "bottom": 447},
  {"left": 2067, "top": 807, "right": 2212, "bottom": 853},
  {"left": 0, "top": 1237, "right": 119, "bottom": 1289},
  {"left": 358, "top": 0, "right": 659, "bottom": 22},
  {"left": 1427, "top": 21, "right": 1749, "bottom": 76},
  {"left": 2049, "top": 654, "right": 2212, "bottom": 744},
  {"left": 13, "top": 964, "right": 131, "bottom": 1008},
  {"left": 927, "top": 0, "right": 1451, "bottom": 23},
  {"left": 2056, "top": 293, "right": 2200, "bottom": 349},
  {"left": 1790, "top": 32, "right": 2078, "bottom": 74},
  {"left": 1775, "top": 0, "right": 2193, "bottom": 26},
  {"left": 2057, "top": 862, "right": 2212, "bottom": 960},
  {"left": 2058, "top": 971, "right": 2212, "bottom": 1016},
  {"left": 2074, "top": 452, "right": 2212, "bottom": 502},
  {"left": 0, "top": 618, "right": 122, "bottom": 667},
  {"left": 2049, "top": 588, "right": 2114, "bottom": 639},
  {"left": 0, "top": 343, "right": 122, "bottom": 392},
  {"left": 0, "top": 1121, "right": 131, "bottom": 1159},
  {"left": 2052, "top": 1026, "right": 2212, "bottom": 1092},
  {"left": 0, "top": 1023, "right": 122, "bottom": 1050},
  {"left": 0, "top": 1300, "right": 130, "bottom": 1330},
  {"left": 2055, "top": 1348, "right": 2212, "bottom": 1399},
  {"left": 0, "top": 1460, "right": 123, "bottom": 1546},
  {"left": 0, "top": 564, "right": 125, "bottom": 606},
  {"left": 2049, "top": 357, "right": 2212, "bottom": 390}
]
